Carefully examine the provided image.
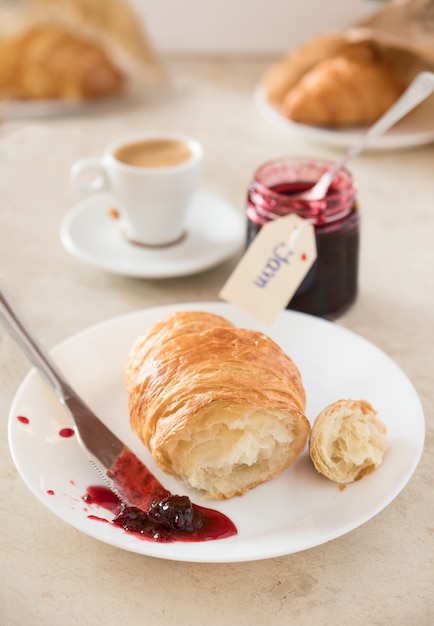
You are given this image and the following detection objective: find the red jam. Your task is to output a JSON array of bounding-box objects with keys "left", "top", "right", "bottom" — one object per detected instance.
[
  {"left": 15, "top": 412, "right": 236, "bottom": 543},
  {"left": 59, "top": 427, "right": 75, "bottom": 438},
  {"left": 247, "top": 157, "right": 359, "bottom": 318},
  {"left": 85, "top": 448, "right": 237, "bottom": 543}
]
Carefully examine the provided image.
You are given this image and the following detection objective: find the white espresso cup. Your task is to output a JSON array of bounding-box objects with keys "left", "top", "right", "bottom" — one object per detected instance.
[{"left": 70, "top": 131, "right": 203, "bottom": 246}]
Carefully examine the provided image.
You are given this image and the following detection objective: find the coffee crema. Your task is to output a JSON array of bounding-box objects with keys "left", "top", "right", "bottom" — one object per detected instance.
[{"left": 114, "top": 138, "right": 193, "bottom": 168}]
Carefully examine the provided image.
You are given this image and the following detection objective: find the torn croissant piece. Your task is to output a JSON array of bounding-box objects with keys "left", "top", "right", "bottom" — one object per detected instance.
[
  {"left": 126, "top": 311, "right": 310, "bottom": 500},
  {"left": 0, "top": 24, "right": 125, "bottom": 101},
  {"left": 309, "top": 399, "right": 387, "bottom": 484}
]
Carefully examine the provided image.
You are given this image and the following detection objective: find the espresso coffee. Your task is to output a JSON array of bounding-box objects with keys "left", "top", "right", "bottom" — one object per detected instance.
[{"left": 114, "top": 138, "right": 193, "bottom": 168}]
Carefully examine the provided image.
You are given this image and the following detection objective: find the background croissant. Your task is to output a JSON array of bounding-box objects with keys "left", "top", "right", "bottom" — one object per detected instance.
[
  {"left": 281, "top": 50, "right": 404, "bottom": 126},
  {"left": 262, "top": 34, "right": 430, "bottom": 127},
  {"left": 126, "top": 311, "right": 310, "bottom": 500},
  {"left": 0, "top": 23, "right": 125, "bottom": 101}
]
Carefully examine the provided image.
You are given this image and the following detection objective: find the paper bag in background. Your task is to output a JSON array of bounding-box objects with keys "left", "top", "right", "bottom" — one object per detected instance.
[{"left": 354, "top": 0, "right": 434, "bottom": 65}]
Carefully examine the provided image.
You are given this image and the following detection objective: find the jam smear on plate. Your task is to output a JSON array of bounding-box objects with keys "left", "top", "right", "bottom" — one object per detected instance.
[
  {"left": 85, "top": 448, "right": 237, "bottom": 543},
  {"left": 16, "top": 412, "right": 236, "bottom": 543}
]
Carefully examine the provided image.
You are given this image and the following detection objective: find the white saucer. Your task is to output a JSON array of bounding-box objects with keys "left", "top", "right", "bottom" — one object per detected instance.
[{"left": 60, "top": 191, "right": 245, "bottom": 278}]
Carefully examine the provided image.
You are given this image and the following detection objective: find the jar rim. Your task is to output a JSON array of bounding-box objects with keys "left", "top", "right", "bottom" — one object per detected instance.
[
  {"left": 253, "top": 155, "right": 355, "bottom": 191},
  {"left": 249, "top": 155, "right": 357, "bottom": 224}
]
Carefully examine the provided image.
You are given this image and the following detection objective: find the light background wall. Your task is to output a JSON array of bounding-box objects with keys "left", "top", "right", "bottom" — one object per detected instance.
[{"left": 131, "top": 0, "right": 387, "bottom": 56}]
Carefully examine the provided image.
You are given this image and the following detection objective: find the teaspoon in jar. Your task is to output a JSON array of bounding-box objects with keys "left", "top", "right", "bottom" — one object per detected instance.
[{"left": 297, "top": 71, "right": 434, "bottom": 202}]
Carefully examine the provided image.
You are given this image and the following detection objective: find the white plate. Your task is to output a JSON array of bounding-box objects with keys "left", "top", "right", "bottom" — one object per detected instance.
[
  {"left": 60, "top": 191, "right": 245, "bottom": 278},
  {"left": 8, "top": 303, "right": 424, "bottom": 563},
  {"left": 255, "top": 85, "right": 434, "bottom": 150}
]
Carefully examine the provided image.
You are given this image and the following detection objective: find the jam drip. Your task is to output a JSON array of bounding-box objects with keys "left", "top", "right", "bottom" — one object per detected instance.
[
  {"left": 85, "top": 448, "right": 237, "bottom": 543},
  {"left": 113, "top": 495, "right": 206, "bottom": 543}
]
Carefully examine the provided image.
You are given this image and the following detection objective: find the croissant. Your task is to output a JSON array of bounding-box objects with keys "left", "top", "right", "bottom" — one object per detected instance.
[
  {"left": 280, "top": 52, "right": 405, "bottom": 127},
  {"left": 262, "top": 34, "right": 429, "bottom": 127},
  {"left": 126, "top": 311, "right": 310, "bottom": 500},
  {"left": 0, "top": 24, "right": 125, "bottom": 101},
  {"left": 27, "top": 0, "right": 164, "bottom": 76},
  {"left": 309, "top": 399, "right": 387, "bottom": 483},
  {"left": 261, "top": 33, "right": 348, "bottom": 106}
]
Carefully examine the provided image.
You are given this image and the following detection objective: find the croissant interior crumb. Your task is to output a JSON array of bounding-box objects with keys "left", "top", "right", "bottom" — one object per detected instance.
[
  {"left": 310, "top": 399, "right": 387, "bottom": 484},
  {"left": 162, "top": 404, "right": 303, "bottom": 499}
]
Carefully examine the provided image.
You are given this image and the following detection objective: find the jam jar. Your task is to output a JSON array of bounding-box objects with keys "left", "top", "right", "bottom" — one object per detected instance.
[{"left": 246, "top": 156, "right": 359, "bottom": 318}]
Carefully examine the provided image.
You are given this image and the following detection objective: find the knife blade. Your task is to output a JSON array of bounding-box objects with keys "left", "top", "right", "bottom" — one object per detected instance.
[{"left": 0, "top": 284, "right": 132, "bottom": 502}]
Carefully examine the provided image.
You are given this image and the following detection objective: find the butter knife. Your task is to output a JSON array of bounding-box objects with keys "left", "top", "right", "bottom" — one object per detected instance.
[{"left": 0, "top": 284, "right": 130, "bottom": 501}]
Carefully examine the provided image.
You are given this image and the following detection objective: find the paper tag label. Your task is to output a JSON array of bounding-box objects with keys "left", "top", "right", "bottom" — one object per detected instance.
[{"left": 220, "top": 214, "right": 317, "bottom": 325}]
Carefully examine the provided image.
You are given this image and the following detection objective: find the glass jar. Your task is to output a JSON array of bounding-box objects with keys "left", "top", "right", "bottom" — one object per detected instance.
[{"left": 246, "top": 156, "right": 359, "bottom": 319}]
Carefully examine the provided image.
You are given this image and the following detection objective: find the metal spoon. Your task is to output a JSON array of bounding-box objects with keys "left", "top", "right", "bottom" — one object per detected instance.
[{"left": 298, "top": 71, "right": 434, "bottom": 202}]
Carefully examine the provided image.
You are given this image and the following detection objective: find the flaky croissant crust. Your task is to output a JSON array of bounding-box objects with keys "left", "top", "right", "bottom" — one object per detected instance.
[{"left": 126, "top": 311, "right": 310, "bottom": 499}]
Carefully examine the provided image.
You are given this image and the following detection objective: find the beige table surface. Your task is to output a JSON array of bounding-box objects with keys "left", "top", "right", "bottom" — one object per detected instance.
[{"left": 1, "top": 59, "right": 433, "bottom": 626}]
